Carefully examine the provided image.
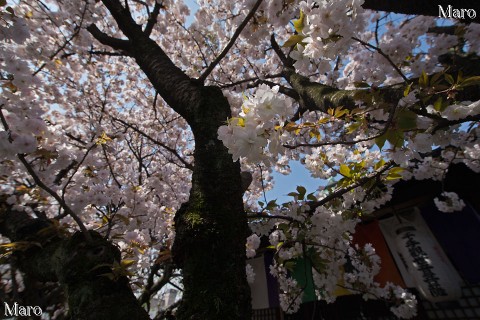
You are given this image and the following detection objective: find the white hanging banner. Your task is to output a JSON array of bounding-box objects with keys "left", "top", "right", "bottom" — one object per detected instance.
[
  {"left": 380, "top": 208, "right": 463, "bottom": 303},
  {"left": 249, "top": 255, "right": 269, "bottom": 309}
]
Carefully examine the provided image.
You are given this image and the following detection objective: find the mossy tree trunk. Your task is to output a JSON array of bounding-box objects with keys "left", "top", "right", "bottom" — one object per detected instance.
[
  {"left": 0, "top": 204, "right": 150, "bottom": 320},
  {"left": 171, "top": 86, "right": 251, "bottom": 319}
]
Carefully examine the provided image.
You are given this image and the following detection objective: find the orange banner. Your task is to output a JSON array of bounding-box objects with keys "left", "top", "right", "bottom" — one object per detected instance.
[{"left": 353, "top": 220, "right": 406, "bottom": 287}]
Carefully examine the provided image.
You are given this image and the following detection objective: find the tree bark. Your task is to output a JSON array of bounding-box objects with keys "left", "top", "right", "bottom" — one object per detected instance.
[{"left": 171, "top": 86, "right": 251, "bottom": 319}]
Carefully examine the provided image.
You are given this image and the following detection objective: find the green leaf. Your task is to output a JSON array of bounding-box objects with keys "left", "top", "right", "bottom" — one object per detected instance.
[
  {"left": 283, "top": 34, "right": 305, "bottom": 48},
  {"left": 433, "top": 96, "right": 445, "bottom": 112},
  {"left": 459, "top": 76, "right": 480, "bottom": 88},
  {"left": 121, "top": 259, "right": 136, "bottom": 268},
  {"left": 386, "top": 129, "right": 404, "bottom": 148},
  {"left": 293, "top": 11, "right": 305, "bottom": 33},
  {"left": 296, "top": 186, "right": 306, "bottom": 200},
  {"left": 444, "top": 73, "right": 455, "bottom": 85},
  {"left": 339, "top": 164, "right": 351, "bottom": 178},
  {"left": 404, "top": 83, "right": 412, "bottom": 97},
  {"left": 386, "top": 173, "right": 403, "bottom": 180},
  {"left": 285, "top": 260, "right": 297, "bottom": 272},
  {"left": 334, "top": 107, "right": 348, "bottom": 118},
  {"left": 266, "top": 199, "right": 277, "bottom": 210},
  {"left": 375, "top": 134, "right": 387, "bottom": 150},
  {"left": 419, "top": 70, "right": 428, "bottom": 87},
  {"left": 374, "top": 159, "right": 386, "bottom": 171},
  {"left": 457, "top": 70, "right": 463, "bottom": 83},
  {"left": 430, "top": 72, "right": 443, "bottom": 86},
  {"left": 276, "top": 241, "right": 284, "bottom": 250},
  {"left": 284, "top": 122, "right": 298, "bottom": 132},
  {"left": 258, "top": 201, "right": 265, "bottom": 207},
  {"left": 397, "top": 110, "right": 417, "bottom": 130},
  {"left": 386, "top": 167, "right": 404, "bottom": 180},
  {"left": 346, "top": 122, "right": 361, "bottom": 134},
  {"left": 0, "top": 0, "right": 7, "bottom": 7},
  {"left": 388, "top": 167, "right": 404, "bottom": 174},
  {"left": 306, "top": 192, "right": 317, "bottom": 201}
]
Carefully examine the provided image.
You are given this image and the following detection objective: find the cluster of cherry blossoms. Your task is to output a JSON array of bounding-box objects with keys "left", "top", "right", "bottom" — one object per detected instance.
[
  {"left": 434, "top": 192, "right": 466, "bottom": 213},
  {"left": 218, "top": 84, "right": 294, "bottom": 163},
  {"left": 288, "top": 0, "right": 367, "bottom": 75}
]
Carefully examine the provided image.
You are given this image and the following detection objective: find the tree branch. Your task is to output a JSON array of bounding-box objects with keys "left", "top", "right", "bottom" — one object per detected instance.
[
  {"left": 101, "top": 0, "right": 143, "bottom": 38},
  {"left": 270, "top": 34, "right": 292, "bottom": 68},
  {"left": 93, "top": 0, "right": 202, "bottom": 120},
  {"left": 138, "top": 262, "right": 174, "bottom": 305},
  {"left": 284, "top": 103, "right": 397, "bottom": 149},
  {"left": 144, "top": 1, "right": 163, "bottom": 37},
  {"left": 86, "top": 24, "right": 131, "bottom": 51}
]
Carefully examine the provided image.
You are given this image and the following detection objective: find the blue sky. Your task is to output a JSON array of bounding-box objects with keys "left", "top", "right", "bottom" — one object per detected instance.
[{"left": 265, "top": 161, "right": 326, "bottom": 203}]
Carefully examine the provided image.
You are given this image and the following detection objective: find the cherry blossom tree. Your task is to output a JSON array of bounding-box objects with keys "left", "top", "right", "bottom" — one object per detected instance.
[{"left": 0, "top": 0, "right": 479, "bottom": 319}]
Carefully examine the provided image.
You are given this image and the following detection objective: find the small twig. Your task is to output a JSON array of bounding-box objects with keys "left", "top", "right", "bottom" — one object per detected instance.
[
  {"left": 88, "top": 49, "right": 130, "bottom": 57},
  {"left": 102, "top": 145, "right": 122, "bottom": 188},
  {"left": 175, "top": 20, "right": 209, "bottom": 69},
  {"left": 61, "top": 143, "right": 96, "bottom": 203},
  {"left": 352, "top": 36, "right": 409, "bottom": 83},
  {"left": 219, "top": 73, "right": 282, "bottom": 89},
  {"left": 247, "top": 79, "right": 300, "bottom": 100},
  {"left": 33, "top": 2, "right": 89, "bottom": 76},
  {"left": 258, "top": 164, "right": 268, "bottom": 205},
  {"left": 0, "top": 104, "right": 13, "bottom": 142},
  {"left": 154, "top": 299, "right": 181, "bottom": 320},
  {"left": 198, "top": 0, "right": 264, "bottom": 82},
  {"left": 139, "top": 262, "right": 173, "bottom": 305},
  {"left": 246, "top": 213, "right": 296, "bottom": 222}
]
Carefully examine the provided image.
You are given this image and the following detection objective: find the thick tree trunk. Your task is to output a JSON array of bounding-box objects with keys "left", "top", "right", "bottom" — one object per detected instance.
[
  {"left": 0, "top": 203, "right": 150, "bottom": 320},
  {"left": 172, "top": 86, "right": 251, "bottom": 320}
]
